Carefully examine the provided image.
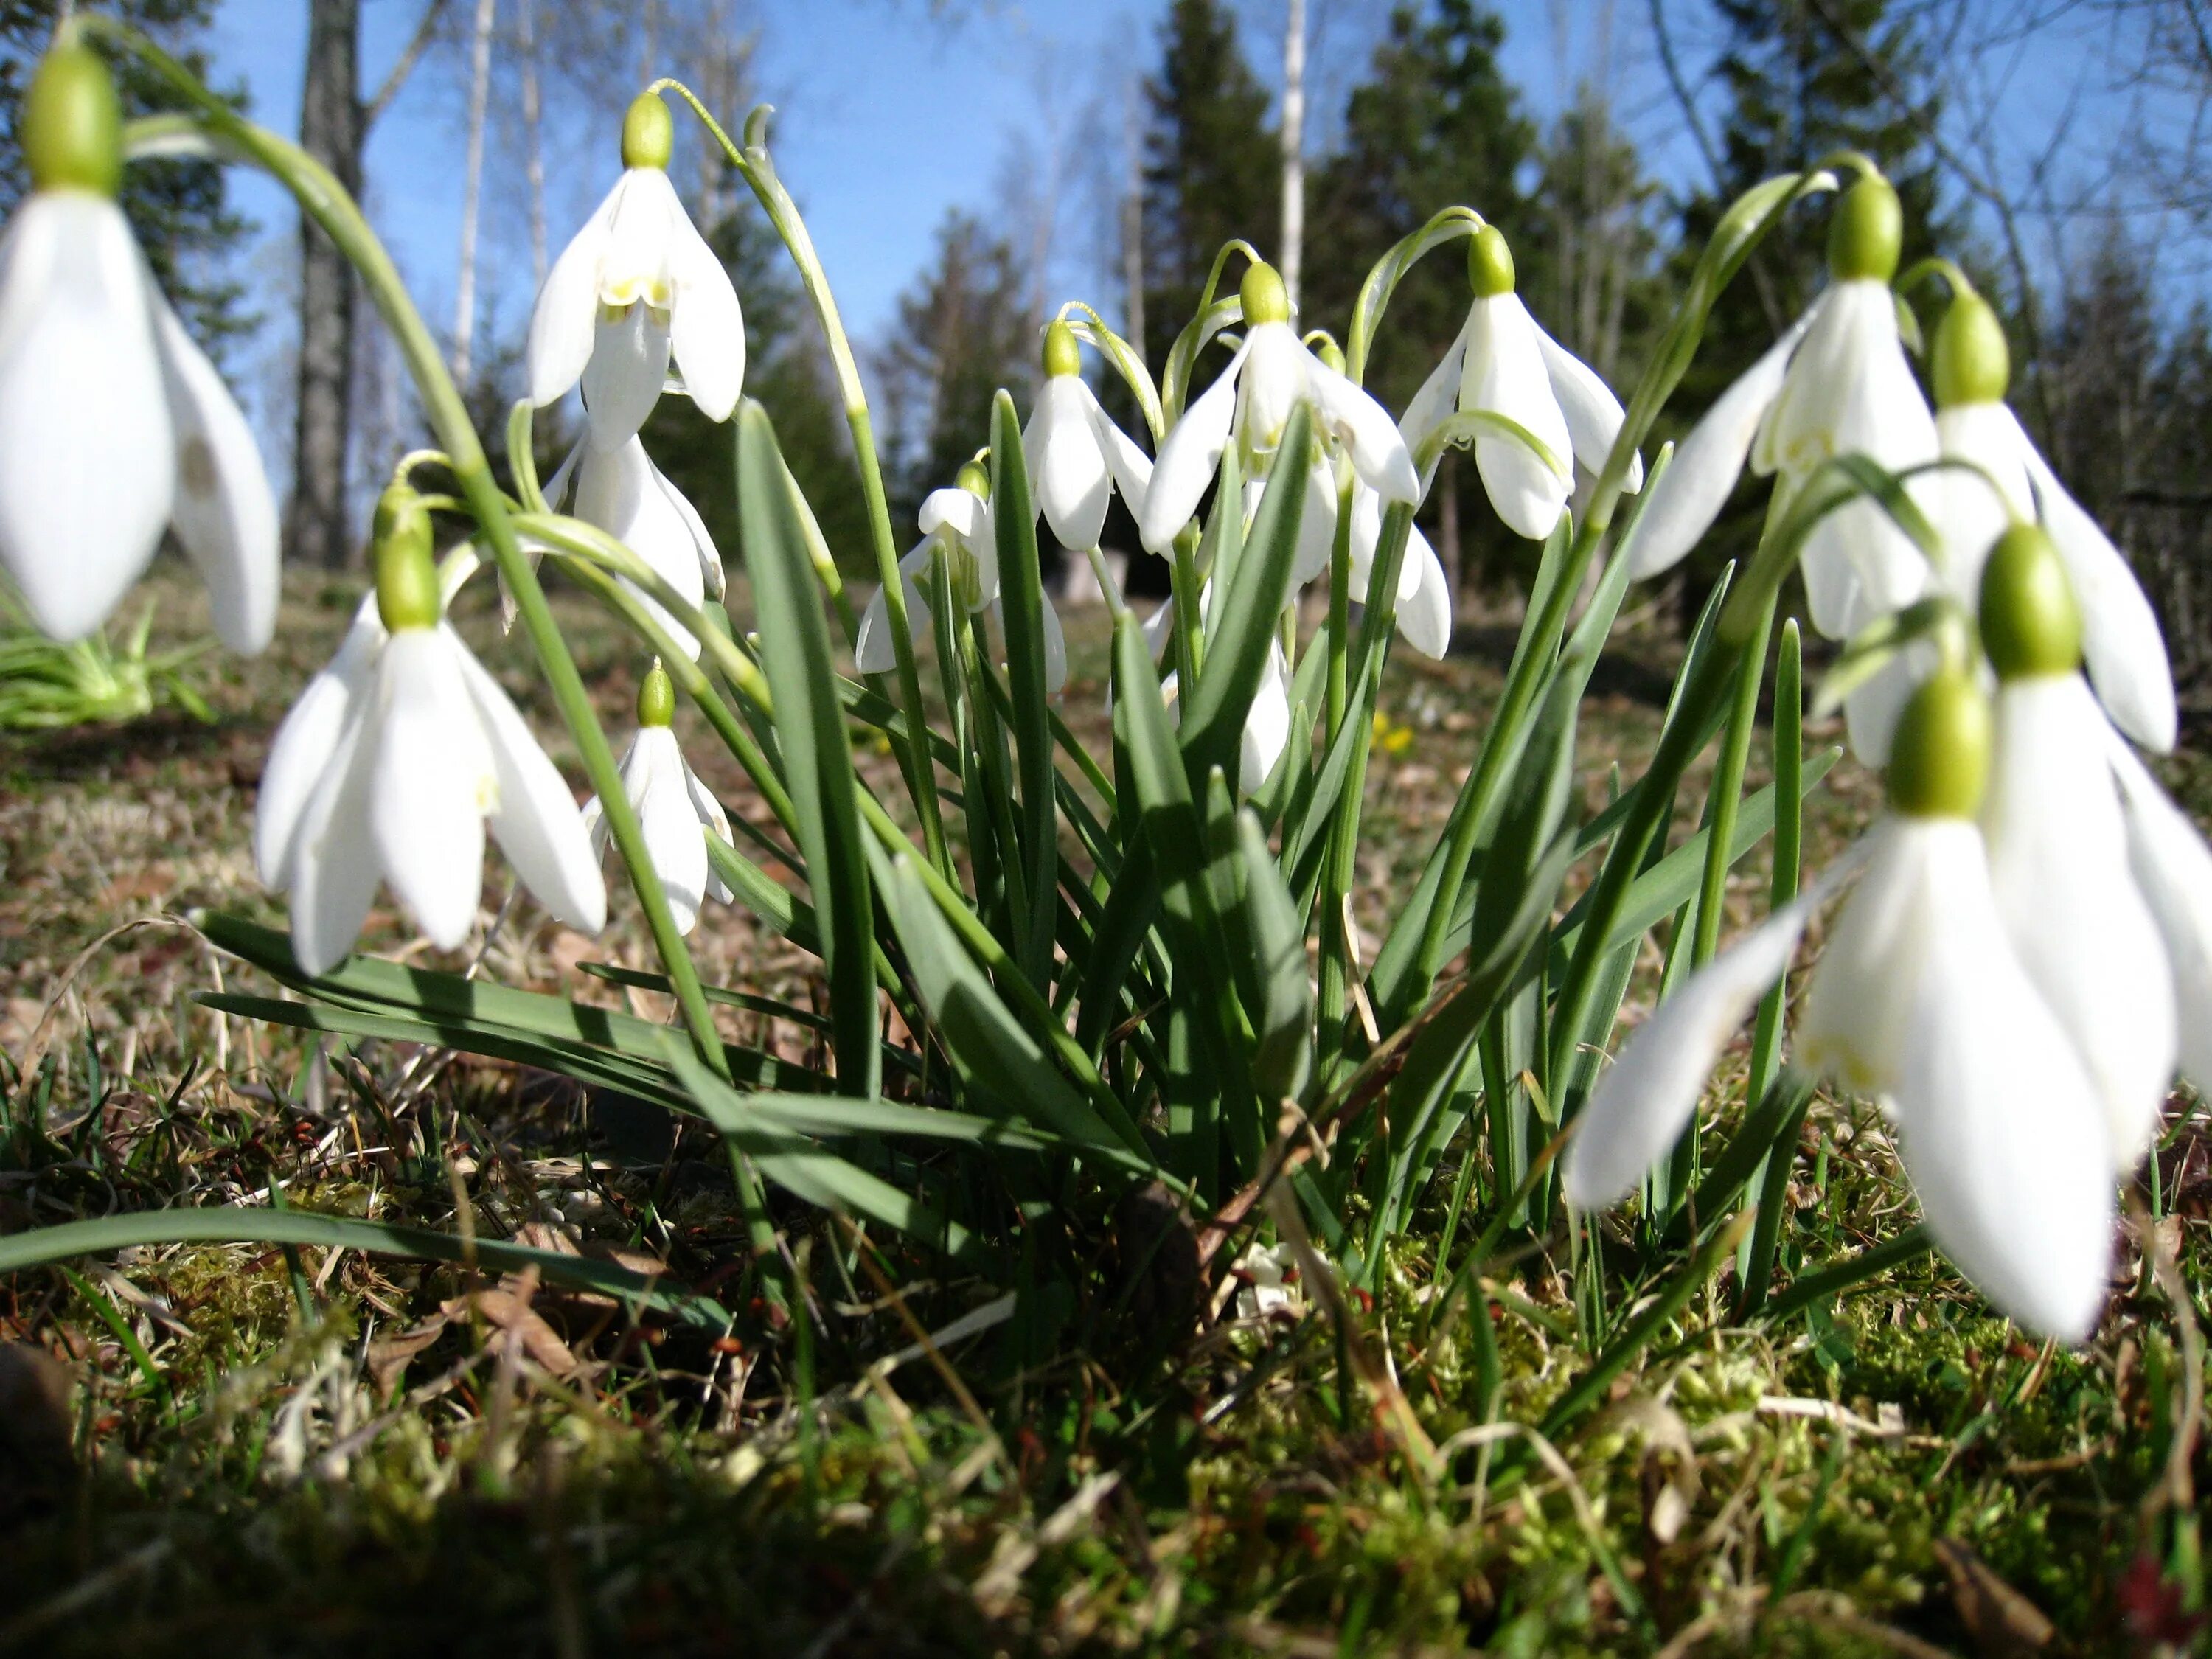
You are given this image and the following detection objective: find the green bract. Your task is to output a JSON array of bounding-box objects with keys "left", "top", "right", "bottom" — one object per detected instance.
[
  {"left": 1933, "top": 291, "right": 2010, "bottom": 407},
  {"left": 1886, "top": 669, "right": 1992, "bottom": 818},
  {"left": 24, "top": 45, "right": 122, "bottom": 197},
  {"left": 1467, "top": 224, "right": 1515, "bottom": 297},
  {"left": 1827, "top": 175, "right": 1902, "bottom": 282},
  {"left": 371, "top": 484, "right": 439, "bottom": 632},
  {"left": 1980, "top": 521, "right": 2083, "bottom": 680},
  {"left": 620, "top": 91, "right": 674, "bottom": 170}
]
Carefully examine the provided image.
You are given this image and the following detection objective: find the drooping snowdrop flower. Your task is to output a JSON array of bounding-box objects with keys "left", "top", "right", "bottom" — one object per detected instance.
[
  {"left": 1567, "top": 667, "right": 2115, "bottom": 1343},
  {"left": 1925, "top": 292, "right": 2175, "bottom": 751},
  {"left": 1975, "top": 524, "right": 2176, "bottom": 1165},
  {"left": 1134, "top": 594, "right": 1291, "bottom": 795},
  {"left": 546, "top": 434, "right": 722, "bottom": 658},
  {"left": 1348, "top": 481, "right": 1453, "bottom": 659},
  {"left": 1023, "top": 321, "right": 1152, "bottom": 550},
  {"left": 256, "top": 486, "right": 605, "bottom": 975},
  {"left": 1399, "top": 226, "right": 1641, "bottom": 542},
  {"left": 582, "top": 660, "right": 734, "bottom": 935},
  {"left": 527, "top": 94, "right": 745, "bottom": 447},
  {"left": 1139, "top": 262, "right": 1418, "bottom": 554},
  {"left": 856, "top": 465, "right": 1067, "bottom": 694},
  {"left": 1632, "top": 176, "right": 1935, "bottom": 644},
  {"left": 0, "top": 45, "right": 278, "bottom": 651}
]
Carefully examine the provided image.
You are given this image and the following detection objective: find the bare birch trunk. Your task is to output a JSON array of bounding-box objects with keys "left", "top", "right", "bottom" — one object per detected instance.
[{"left": 451, "top": 0, "right": 497, "bottom": 384}]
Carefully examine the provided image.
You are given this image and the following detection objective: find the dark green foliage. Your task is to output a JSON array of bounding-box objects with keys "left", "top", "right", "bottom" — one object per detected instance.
[{"left": 0, "top": 0, "right": 253, "bottom": 363}]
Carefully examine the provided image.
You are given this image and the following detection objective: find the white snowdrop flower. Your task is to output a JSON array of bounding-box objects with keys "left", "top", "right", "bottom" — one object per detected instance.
[
  {"left": 1399, "top": 225, "right": 1640, "bottom": 543},
  {"left": 545, "top": 434, "right": 722, "bottom": 658},
  {"left": 2105, "top": 731, "right": 2212, "bottom": 1094},
  {"left": 257, "top": 486, "right": 605, "bottom": 975},
  {"left": 1134, "top": 593, "right": 1290, "bottom": 796},
  {"left": 1138, "top": 262, "right": 1418, "bottom": 554},
  {"left": 0, "top": 46, "right": 277, "bottom": 652},
  {"left": 1022, "top": 321, "right": 1152, "bottom": 551},
  {"left": 1237, "top": 456, "right": 1343, "bottom": 591},
  {"left": 1347, "top": 481, "right": 1453, "bottom": 659},
  {"left": 856, "top": 466, "right": 1067, "bottom": 695},
  {"left": 582, "top": 660, "right": 734, "bottom": 935},
  {"left": 1232, "top": 1242, "right": 1307, "bottom": 1319},
  {"left": 1632, "top": 177, "right": 1934, "bottom": 644},
  {"left": 1568, "top": 668, "right": 2115, "bottom": 1343},
  {"left": 1925, "top": 291, "right": 2176, "bottom": 752},
  {"left": 1975, "top": 524, "right": 2175, "bottom": 1166},
  {"left": 527, "top": 94, "right": 744, "bottom": 446}
]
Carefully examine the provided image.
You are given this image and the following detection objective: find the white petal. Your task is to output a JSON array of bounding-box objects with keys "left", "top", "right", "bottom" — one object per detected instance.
[
  {"left": 571, "top": 436, "right": 707, "bottom": 656},
  {"left": 855, "top": 540, "right": 933, "bottom": 672},
  {"left": 1565, "top": 885, "right": 1823, "bottom": 1210},
  {"left": 1040, "top": 591, "right": 1067, "bottom": 693},
  {"left": 257, "top": 597, "right": 383, "bottom": 888},
  {"left": 1888, "top": 866, "right": 2115, "bottom": 1343},
  {"left": 1930, "top": 402, "right": 2031, "bottom": 598},
  {"left": 1141, "top": 593, "right": 1176, "bottom": 663},
  {"left": 1532, "top": 318, "right": 1642, "bottom": 490},
  {"left": 667, "top": 212, "right": 745, "bottom": 422},
  {"left": 1237, "top": 322, "right": 1307, "bottom": 455},
  {"left": 2009, "top": 408, "right": 2177, "bottom": 752},
  {"left": 1239, "top": 642, "right": 1292, "bottom": 796},
  {"left": 1291, "top": 456, "right": 1339, "bottom": 587},
  {"left": 627, "top": 726, "right": 708, "bottom": 934},
  {"left": 683, "top": 756, "right": 736, "bottom": 904},
  {"left": 1141, "top": 342, "right": 1249, "bottom": 552},
  {"left": 2107, "top": 733, "right": 2212, "bottom": 1091},
  {"left": 0, "top": 195, "right": 173, "bottom": 641},
  {"left": 1080, "top": 378, "right": 1153, "bottom": 515},
  {"left": 150, "top": 293, "right": 279, "bottom": 653},
  {"left": 1459, "top": 293, "right": 1573, "bottom": 540},
  {"left": 1395, "top": 524, "right": 1453, "bottom": 658},
  {"left": 1399, "top": 314, "right": 1471, "bottom": 486},
  {"left": 286, "top": 703, "right": 380, "bottom": 976},
  {"left": 528, "top": 175, "right": 621, "bottom": 406},
  {"left": 1026, "top": 376, "right": 1112, "bottom": 550},
  {"left": 580, "top": 302, "right": 673, "bottom": 448},
  {"left": 369, "top": 629, "right": 493, "bottom": 950},
  {"left": 454, "top": 635, "right": 608, "bottom": 935},
  {"left": 1800, "top": 816, "right": 1961, "bottom": 1096},
  {"left": 1307, "top": 351, "right": 1421, "bottom": 505},
  {"left": 1627, "top": 316, "right": 1808, "bottom": 580},
  {"left": 657, "top": 460, "right": 725, "bottom": 599},
  {"left": 1983, "top": 674, "right": 2174, "bottom": 1166}
]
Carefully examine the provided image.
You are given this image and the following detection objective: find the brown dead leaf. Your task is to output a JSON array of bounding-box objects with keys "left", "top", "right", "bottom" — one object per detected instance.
[
  {"left": 0, "top": 1341, "right": 76, "bottom": 1475},
  {"left": 1935, "top": 1538, "right": 2054, "bottom": 1657},
  {"left": 442, "top": 1280, "right": 581, "bottom": 1378},
  {"left": 366, "top": 1313, "right": 451, "bottom": 1398}
]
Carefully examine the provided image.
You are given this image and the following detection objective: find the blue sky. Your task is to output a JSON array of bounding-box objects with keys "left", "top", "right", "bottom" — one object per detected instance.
[{"left": 198, "top": 0, "right": 2202, "bottom": 464}]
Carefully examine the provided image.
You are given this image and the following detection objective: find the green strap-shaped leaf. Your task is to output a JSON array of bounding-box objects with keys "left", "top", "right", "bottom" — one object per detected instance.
[
  {"left": 991, "top": 390, "right": 1060, "bottom": 992},
  {"left": 737, "top": 402, "right": 880, "bottom": 1098}
]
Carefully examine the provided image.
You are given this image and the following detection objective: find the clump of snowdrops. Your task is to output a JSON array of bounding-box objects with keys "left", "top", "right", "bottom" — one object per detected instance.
[{"left": 0, "top": 17, "right": 2205, "bottom": 1524}]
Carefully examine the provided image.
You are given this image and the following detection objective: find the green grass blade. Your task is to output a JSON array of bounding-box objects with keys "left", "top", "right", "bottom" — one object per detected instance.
[{"left": 990, "top": 389, "right": 1060, "bottom": 992}]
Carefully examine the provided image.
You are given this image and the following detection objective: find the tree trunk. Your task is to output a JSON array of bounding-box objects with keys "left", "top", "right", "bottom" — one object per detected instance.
[
  {"left": 291, "top": 0, "right": 364, "bottom": 569},
  {"left": 451, "top": 0, "right": 497, "bottom": 383},
  {"left": 518, "top": 0, "right": 546, "bottom": 291},
  {"left": 1277, "top": 0, "right": 1305, "bottom": 310}
]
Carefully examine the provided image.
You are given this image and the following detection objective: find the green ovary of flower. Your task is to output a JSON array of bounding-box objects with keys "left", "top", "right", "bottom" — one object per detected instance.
[
  {"left": 372, "top": 484, "right": 439, "bottom": 633},
  {"left": 637, "top": 658, "right": 676, "bottom": 727},
  {"left": 621, "top": 92, "right": 674, "bottom": 171},
  {"left": 1043, "top": 321, "right": 1082, "bottom": 379},
  {"left": 1239, "top": 260, "right": 1290, "bottom": 327},
  {"left": 1933, "top": 291, "right": 2011, "bottom": 408},
  {"left": 1980, "top": 521, "right": 2083, "bottom": 681},
  {"left": 24, "top": 45, "right": 122, "bottom": 197},
  {"left": 1467, "top": 225, "right": 1515, "bottom": 298},
  {"left": 1885, "top": 668, "right": 1992, "bottom": 818}
]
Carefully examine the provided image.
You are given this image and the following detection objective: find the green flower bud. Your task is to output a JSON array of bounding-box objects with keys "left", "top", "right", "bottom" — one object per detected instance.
[
  {"left": 372, "top": 484, "right": 439, "bottom": 632},
  {"left": 1312, "top": 337, "right": 1345, "bottom": 375},
  {"left": 955, "top": 459, "right": 991, "bottom": 500},
  {"left": 1931, "top": 291, "right": 2010, "bottom": 408},
  {"left": 637, "top": 658, "right": 676, "bottom": 727},
  {"left": 1239, "top": 261, "right": 1291, "bottom": 327},
  {"left": 24, "top": 45, "right": 122, "bottom": 197},
  {"left": 1043, "top": 320, "right": 1082, "bottom": 379},
  {"left": 1979, "top": 521, "right": 2081, "bottom": 681},
  {"left": 1467, "top": 225, "right": 1515, "bottom": 298},
  {"left": 621, "top": 92, "right": 674, "bottom": 170},
  {"left": 1827, "top": 175, "right": 1902, "bottom": 282},
  {"left": 1886, "top": 668, "right": 1992, "bottom": 819}
]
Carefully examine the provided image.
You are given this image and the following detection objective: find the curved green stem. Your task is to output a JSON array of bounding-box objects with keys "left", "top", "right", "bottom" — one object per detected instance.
[
  {"left": 651, "top": 83, "right": 949, "bottom": 880},
  {"left": 97, "top": 25, "right": 730, "bottom": 1085}
]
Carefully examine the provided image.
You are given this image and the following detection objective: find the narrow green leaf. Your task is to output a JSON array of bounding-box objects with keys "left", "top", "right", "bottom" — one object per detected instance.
[{"left": 989, "top": 398, "right": 1059, "bottom": 994}]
